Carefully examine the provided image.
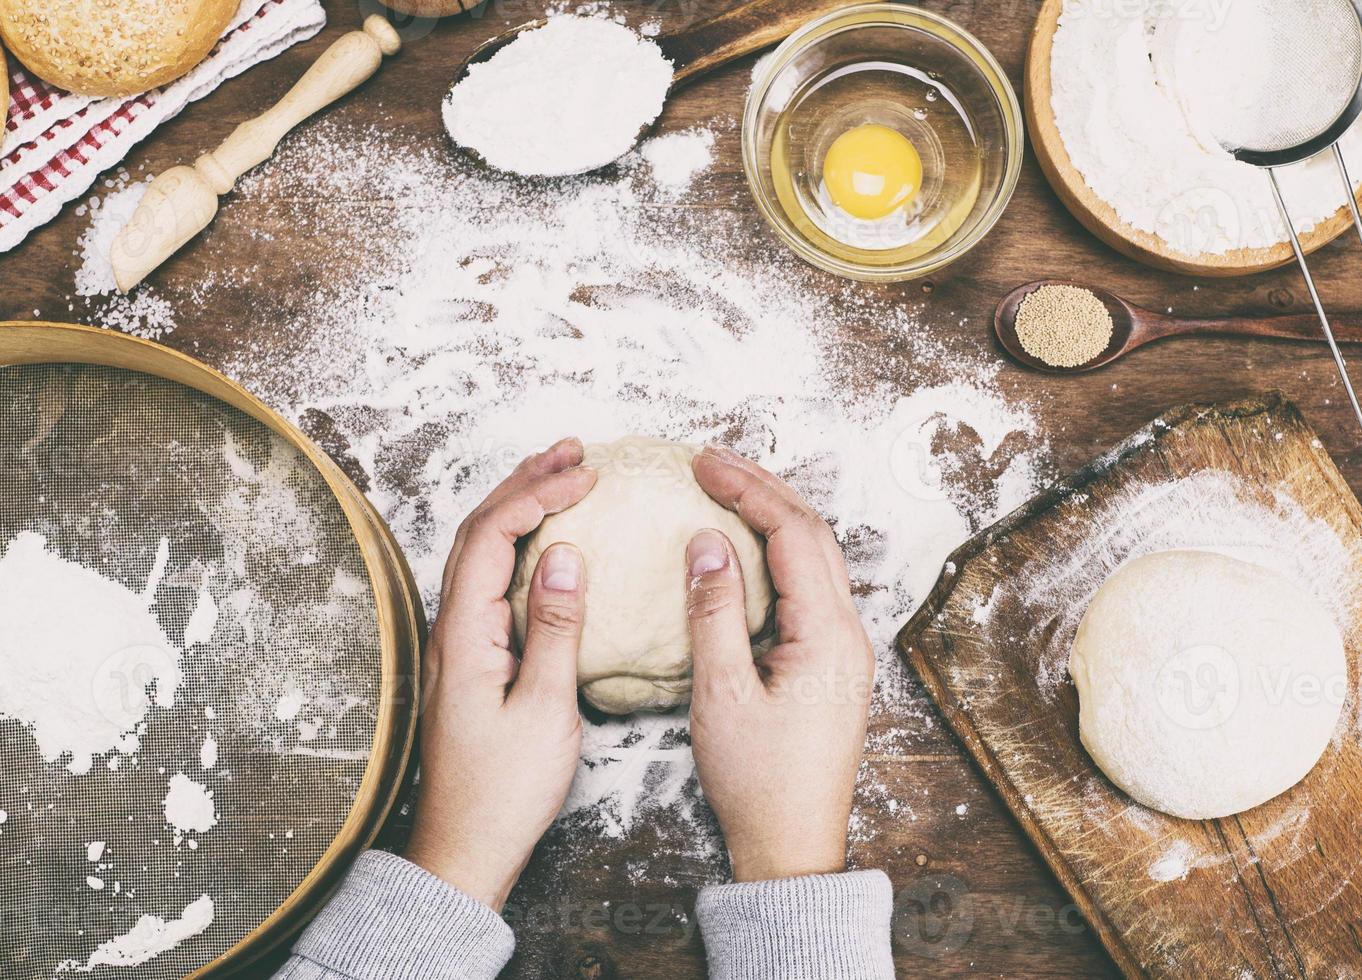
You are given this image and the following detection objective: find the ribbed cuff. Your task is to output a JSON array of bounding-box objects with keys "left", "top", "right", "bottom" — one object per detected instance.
[
  {"left": 289, "top": 850, "right": 515, "bottom": 980},
  {"left": 696, "top": 869, "right": 895, "bottom": 980}
]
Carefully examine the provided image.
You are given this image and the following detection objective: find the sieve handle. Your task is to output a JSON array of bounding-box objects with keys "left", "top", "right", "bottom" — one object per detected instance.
[
  {"left": 1268, "top": 166, "right": 1362, "bottom": 436},
  {"left": 1334, "top": 144, "right": 1362, "bottom": 252}
]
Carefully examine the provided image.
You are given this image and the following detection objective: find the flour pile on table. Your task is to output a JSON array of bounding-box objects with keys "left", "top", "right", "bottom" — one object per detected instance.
[
  {"left": 70, "top": 174, "right": 177, "bottom": 339},
  {"left": 639, "top": 127, "right": 716, "bottom": 193},
  {"left": 77, "top": 113, "right": 1051, "bottom": 851}
]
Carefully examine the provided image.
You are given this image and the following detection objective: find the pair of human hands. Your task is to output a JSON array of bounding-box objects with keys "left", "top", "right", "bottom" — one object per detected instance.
[{"left": 403, "top": 438, "right": 875, "bottom": 911}]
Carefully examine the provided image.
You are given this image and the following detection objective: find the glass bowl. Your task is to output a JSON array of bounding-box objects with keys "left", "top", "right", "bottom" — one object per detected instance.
[{"left": 742, "top": 3, "right": 1022, "bottom": 282}]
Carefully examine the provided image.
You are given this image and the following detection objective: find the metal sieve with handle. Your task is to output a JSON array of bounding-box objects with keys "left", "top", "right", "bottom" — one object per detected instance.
[
  {"left": 0, "top": 323, "right": 422, "bottom": 979},
  {"left": 1215, "top": 0, "right": 1362, "bottom": 430}
]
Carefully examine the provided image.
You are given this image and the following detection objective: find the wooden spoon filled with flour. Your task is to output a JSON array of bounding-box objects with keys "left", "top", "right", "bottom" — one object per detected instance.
[{"left": 442, "top": 1, "right": 852, "bottom": 177}]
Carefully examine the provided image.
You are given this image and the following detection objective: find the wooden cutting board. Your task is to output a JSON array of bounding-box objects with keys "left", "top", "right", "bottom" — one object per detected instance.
[{"left": 898, "top": 392, "right": 1362, "bottom": 978}]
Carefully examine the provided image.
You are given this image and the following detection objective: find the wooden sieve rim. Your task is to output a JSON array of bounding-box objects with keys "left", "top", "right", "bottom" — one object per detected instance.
[{"left": 0, "top": 321, "right": 423, "bottom": 978}]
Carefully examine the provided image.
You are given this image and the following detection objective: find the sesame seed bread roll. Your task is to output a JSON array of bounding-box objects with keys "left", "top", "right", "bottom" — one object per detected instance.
[
  {"left": 2, "top": 46, "right": 9, "bottom": 132},
  {"left": 0, "top": 0, "right": 237, "bottom": 98}
]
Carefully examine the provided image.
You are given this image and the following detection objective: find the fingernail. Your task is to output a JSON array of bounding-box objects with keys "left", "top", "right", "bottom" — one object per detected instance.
[
  {"left": 541, "top": 546, "right": 581, "bottom": 591},
  {"left": 703, "top": 444, "right": 742, "bottom": 464},
  {"left": 688, "top": 529, "right": 729, "bottom": 577}
]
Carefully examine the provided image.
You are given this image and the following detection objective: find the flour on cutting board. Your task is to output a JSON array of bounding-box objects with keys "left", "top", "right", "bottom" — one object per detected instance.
[
  {"left": 1019, "top": 468, "right": 1360, "bottom": 702},
  {"left": 1147, "top": 840, "right": 1195, "bottom": 882},
  {"left": 69, "top": 111, "right": 1051, "bottom": 856}
]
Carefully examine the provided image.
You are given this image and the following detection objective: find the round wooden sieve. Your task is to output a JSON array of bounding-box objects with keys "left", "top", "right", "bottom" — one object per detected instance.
[{"left": 0, "top": 321, "right": 422, "bottom": 979}]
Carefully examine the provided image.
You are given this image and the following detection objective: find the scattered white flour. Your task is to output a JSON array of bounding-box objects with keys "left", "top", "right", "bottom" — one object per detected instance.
[
  {"left": 163, "top": 773, "right": 217, "bottom": 836},
  {"left": 0, "top": 532, "right": 182, "bottom": 775},
  {"left": 79, "top": 114, "right": 1050, "bottom": 845},
  {"left": 274, "top": 692, "right": 305, "bottom": 722},
  {"left": 1051, "top": 0, "right": 1362, "bottom": 254},
  {"left": 640, "top": 128, "right": 715, "bottom": 192},
  {"left": 200, "top": 734, "right": 218, "bottom": 771},
  {"left": 86, "top": 876, "right": 104, "bottom": 890},
  {"left": 74, "top": 176, "right": 150, "bottom": 297},
  {"left": 443, "top": 16, "right": 673, "bottom": 176},
  {"left": 183, "top": 570, "right": 219, "bottom": 649},
  {"left": 70, "top": 174, "right": 176, "bottom": 338},
  {"left": 142, "top": 537, "right": 170, "bottom": 605},
  {"left": 750, "top": 51, "right": 774, "bottom": 87},
  {"left": 60, "top": 895, "right": 214, "bottom": 972},
  {"left": 1148, "top": 839, "right": 1195, "bottom": 882},
  {"left": 86, "top": 841, "right": 105, "bottom": 862}
]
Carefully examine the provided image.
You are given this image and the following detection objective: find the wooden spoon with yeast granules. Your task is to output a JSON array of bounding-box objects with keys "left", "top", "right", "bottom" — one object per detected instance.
[{"left": 995, "top": 279, "right": 1362, "bottom": 373}]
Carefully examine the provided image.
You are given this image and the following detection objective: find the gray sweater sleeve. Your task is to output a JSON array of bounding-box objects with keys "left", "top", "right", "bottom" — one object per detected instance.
[
  {"left": 695, "top": 869, "right": 897, "bottom": 980},
  {"left": 271, "top": 850, "right": 515, "bottom": 980},
  {"left": 274, "top": 851, "right": 893, "bottom": 980}
]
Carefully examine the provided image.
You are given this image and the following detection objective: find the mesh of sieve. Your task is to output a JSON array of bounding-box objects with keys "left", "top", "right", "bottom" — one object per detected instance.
[
  {"left": 1209, "top": 0, "right": 1362, "bottom": 156},
  {"left": 0, "top": 362, "right": 387, "bottom": 980}
]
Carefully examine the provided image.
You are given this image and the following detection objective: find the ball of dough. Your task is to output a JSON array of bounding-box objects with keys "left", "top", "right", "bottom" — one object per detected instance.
[
  {"left": 509, "top": 437, "right": 775, "bottom": 715},
  {"left": 1070, "top": 550, "right": 1347, "bottom": 820},
  {"left": 0, "top": 0, "right": 237, "bottom": 97}
]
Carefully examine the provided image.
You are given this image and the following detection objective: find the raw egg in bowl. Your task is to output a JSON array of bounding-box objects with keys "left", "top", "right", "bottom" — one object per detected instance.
[{"left": 742, "top": 3, "right": 1022, "bottom": 282}]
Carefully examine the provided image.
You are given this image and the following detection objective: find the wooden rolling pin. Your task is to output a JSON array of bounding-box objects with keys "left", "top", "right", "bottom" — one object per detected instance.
[{"left": 110, "top": 16, "right": 401, "bottom": 293}]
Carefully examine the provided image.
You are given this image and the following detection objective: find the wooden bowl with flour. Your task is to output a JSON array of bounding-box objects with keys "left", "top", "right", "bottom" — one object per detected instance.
[{"left": 1026, "top": 0, "right": 1362, "bottom": 278}]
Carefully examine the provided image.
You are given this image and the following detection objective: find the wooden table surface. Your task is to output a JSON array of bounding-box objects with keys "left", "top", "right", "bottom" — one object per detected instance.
[{"left": 4, "top": 1, "right": 1361, "bottom": 976}]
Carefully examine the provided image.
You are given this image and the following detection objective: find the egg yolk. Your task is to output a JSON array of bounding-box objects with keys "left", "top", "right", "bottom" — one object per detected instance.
[{"left": 822, "top": 124, "right": 923, "bottom": 221}]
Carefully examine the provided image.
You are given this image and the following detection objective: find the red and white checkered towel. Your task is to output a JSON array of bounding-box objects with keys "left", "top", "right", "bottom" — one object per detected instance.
[{"left": 0, "top": 0, "right": 325, "bottom": 253}]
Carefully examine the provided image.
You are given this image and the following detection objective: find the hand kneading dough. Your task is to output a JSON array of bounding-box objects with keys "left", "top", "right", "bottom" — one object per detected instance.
[
  {"left": 1070, "top": 550, "right": 1347, "bottom": 820},
  {"left": 0, "top": 0, "right": 237, "bottom": 97},
  {"left": 509, "top": 437, "right": 775, "bottom": 715}
]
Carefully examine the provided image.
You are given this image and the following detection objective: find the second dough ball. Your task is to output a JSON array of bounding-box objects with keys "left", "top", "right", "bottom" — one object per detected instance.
[
  {"left": 1070, "top": 550, "right": 1347, "bottom": 820},
  {"left": 509, "top": 437, "right": 775, "bottom": 715},
  {"left": 0, "top": 0, "right": 237, "bottom": 97}
]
